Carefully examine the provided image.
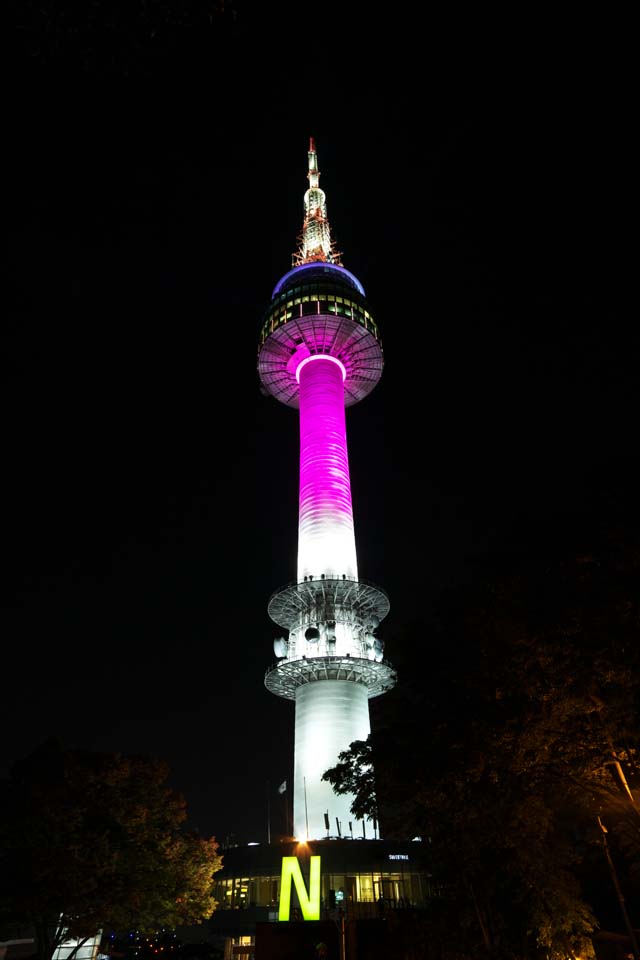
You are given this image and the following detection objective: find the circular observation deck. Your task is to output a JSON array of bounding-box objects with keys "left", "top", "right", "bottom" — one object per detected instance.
[
  {"left": 264, "top": 655, "right": 397, "bottom": 700},
  {"left": 267, "top": 577, "right": 390, "bottom": 631},
  {"left": 257, "top": 263, "right": 383, "bottom": 409}
]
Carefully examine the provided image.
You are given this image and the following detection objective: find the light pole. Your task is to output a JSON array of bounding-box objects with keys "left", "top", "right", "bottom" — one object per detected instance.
[{"left": 598, "top": 816, "right": 640, "bottom": 960}]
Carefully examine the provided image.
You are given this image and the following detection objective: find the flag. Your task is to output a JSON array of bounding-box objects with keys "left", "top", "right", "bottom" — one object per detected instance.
[{"left": 278, "top": 780, "right": 287, "bottom": 794}]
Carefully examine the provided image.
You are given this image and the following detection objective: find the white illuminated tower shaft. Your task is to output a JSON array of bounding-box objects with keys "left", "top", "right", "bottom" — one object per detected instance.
[{"left": 259, "top": 140, "right": 396, "bottom": 841}]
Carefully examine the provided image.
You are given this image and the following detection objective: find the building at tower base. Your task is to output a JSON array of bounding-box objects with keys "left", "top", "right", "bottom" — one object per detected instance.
[{"left": 208, "top": 839, "right": 434, "bottom": 960}]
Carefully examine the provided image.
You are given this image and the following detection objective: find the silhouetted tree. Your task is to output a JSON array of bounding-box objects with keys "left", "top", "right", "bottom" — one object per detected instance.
[
  {"left": 324, "top": 498, "right": 640, "bottom": 959},
  {"left": 0, "top": 741, "right": 223, "bottom": 960}
]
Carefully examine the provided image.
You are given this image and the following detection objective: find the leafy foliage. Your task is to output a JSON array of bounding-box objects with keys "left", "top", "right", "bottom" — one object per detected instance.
[
  {"left": 323, "top": 509, "right": 640, "bottom": 959},
  {"left": 320, "top": 738, "right": 377, "bottom": 822},
  {"left": 0, "top": 741, "right": 222, "bottom": 960}
]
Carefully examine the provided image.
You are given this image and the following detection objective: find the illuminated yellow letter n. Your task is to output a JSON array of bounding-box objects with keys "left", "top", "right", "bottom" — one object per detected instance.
[{"left": 278, "top": 855, "right": 321, "bottom": 921}]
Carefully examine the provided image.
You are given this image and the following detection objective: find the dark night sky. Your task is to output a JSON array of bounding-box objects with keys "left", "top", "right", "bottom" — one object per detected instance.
[{"left": 2, "top": 7, "right": 637, "bottom": 843}]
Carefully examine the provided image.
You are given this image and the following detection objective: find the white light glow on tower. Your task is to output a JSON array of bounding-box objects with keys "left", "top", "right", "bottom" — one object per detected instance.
[
  {"left": 297, "top": 356, "right": 358, "bottom": 583},
  {"left": 294, "top": 681, "right": 370, "bottom": 840}
]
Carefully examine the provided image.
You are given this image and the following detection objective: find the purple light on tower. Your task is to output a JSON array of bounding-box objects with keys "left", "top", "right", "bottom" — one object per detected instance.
[
  {"left": 259, "top": 139, "right": 396, "bottom": 841},
  {"left": 297, "top": 354, "right": 357, "bottom": 583}
]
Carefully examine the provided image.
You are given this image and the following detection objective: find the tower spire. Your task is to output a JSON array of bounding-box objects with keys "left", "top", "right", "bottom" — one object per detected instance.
[{"left": 293, "top": 138, "right": 342, "bottom": 267}]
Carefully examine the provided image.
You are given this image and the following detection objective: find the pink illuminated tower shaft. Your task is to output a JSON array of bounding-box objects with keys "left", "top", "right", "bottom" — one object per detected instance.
[
  {"left": 259, "top": 139, "right": 396, "bottom": 841},
  {"left": 298, "top": 355, "right": 358, "bottom": 583}
]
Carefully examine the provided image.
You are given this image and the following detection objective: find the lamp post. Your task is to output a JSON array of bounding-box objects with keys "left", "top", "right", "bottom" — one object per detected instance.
[{"left": 598, "top": 816, "right": 640, "bottom": 960}]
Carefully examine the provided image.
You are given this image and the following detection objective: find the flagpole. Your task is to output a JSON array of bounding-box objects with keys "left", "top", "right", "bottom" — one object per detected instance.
[
  {"left": 277, "top": 780, "right": 290, "bottom": 838},
  {"left": 267, "top": 781, "right": 271, "bottom": 845}
]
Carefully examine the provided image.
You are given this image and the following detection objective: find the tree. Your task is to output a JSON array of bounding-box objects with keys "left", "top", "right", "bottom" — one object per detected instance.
[
  {"left": 0, "top": 740, "right": 223, "bottom": 960},
  {"left": 320, "top": 738, "right": 378, "bottom": 823},
  {"left": 323, "top": 500, "right": 640, "bottom": 959}
]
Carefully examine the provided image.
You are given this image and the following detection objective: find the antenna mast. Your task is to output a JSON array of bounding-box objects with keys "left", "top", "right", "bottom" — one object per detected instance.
[{"left": 292, "top": 137, "right": 342, "bottom": 266}]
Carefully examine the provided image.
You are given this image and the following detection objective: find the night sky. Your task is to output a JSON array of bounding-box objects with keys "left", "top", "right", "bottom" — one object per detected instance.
[{"left": 3, "top": 7, "right": 636, "bottom": 844}]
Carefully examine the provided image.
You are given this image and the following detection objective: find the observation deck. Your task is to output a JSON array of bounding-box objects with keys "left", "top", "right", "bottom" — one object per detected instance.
[
  {"left": 267, "top": 576, "right": 390, "bottom": 631},
  {"left": 264, "top": 576, "right": 397, "bottom": 701},
  {"left": 257, "top": 262, "right": 383, "bottom": 409},
  {"left": 264, "top": 654, "right": 397, "bottom": 701}
]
